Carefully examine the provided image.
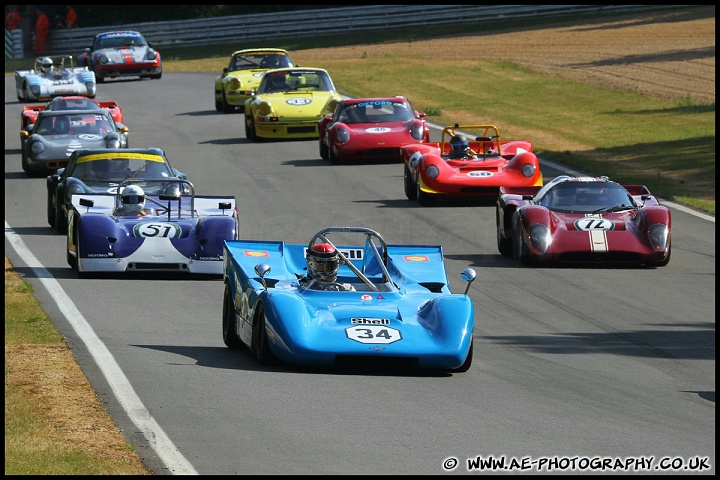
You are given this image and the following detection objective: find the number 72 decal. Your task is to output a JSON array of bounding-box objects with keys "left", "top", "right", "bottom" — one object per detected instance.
[
  {"left": 345, "top": 325, "right": 402, "bottom": 344},
  {"left": 575, "top": 218, "right": 615, "bottom": 231}
]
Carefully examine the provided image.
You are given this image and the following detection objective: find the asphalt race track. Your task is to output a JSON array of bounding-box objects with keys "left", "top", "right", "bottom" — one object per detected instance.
[{"left": 4, "top": 74, "right": 715, "bottom": 475}]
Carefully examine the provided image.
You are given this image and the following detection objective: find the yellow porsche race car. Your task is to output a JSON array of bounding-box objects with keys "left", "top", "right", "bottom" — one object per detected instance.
[
  {"left": 214, "top": 48, "right": 294, "bottom": 114},
  {"left": 244, "top": 67, "right": 342, "bottom": 142}
]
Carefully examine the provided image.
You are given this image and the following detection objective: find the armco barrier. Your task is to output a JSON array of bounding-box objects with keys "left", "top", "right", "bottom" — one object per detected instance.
[{"left": 35, "top": 5, "right": 681, "bottom": 57}]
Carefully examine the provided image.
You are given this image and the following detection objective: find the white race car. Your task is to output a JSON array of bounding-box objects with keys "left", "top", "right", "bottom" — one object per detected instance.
[{"left": 15, "top": 55, "right": 97, "bottom": 102}]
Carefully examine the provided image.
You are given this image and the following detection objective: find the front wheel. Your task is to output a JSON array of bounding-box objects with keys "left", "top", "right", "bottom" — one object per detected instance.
[
  {"left": 404, "top": 166, "right": 417, "bottom": 200},
  {"left": 55, "top": 197, "right": 67, "bottom": 234},
  {"left": 221, "top": 89, "right": 234, "bottom": 114},
  {"left": 245, "top": 116, "right": 259, "bottom": 142},
  {"left": 47, "top": 192, "right": 56, "bottom": 228},
  {"left": 253, "top": 304, "right": 277, "bottom": 365},
  {"left": 319, "top": 139, "right": 329, "bottom": 160},
  {"left": 222, "top": 284, "right": 242, "bottom": 348},
  {"left": 416, "top": 177, "right": 435, "bottom": 207},
  {"left": 453, "top": 338, "right": 473, "bottom": 372},
  {"left": 496, "top": 208, "right": 512, "bottom": 257}
]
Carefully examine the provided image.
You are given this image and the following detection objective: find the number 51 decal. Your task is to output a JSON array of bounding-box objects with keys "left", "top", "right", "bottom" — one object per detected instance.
[{"left": 133, "top": 222, "right": 182, "bottom": 238}]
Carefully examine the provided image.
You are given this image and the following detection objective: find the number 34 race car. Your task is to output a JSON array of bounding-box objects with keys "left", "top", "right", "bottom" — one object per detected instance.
[
  {"left": 222, "top": 226, "right": 477, "bottom": 372},
  {"left": 495, "top": 175, "right": 672, "bottom": 267}
]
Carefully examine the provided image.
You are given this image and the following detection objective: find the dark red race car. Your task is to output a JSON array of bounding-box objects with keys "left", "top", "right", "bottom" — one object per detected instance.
[
  {"left": 21, "top": 95, "right": 123, "bottom": 130},
  {"left": 496, "top": 175, "right": 671, "bottom": 267},
  {"left": 318, "top": 96, "right": 430, "bottom": 164}
]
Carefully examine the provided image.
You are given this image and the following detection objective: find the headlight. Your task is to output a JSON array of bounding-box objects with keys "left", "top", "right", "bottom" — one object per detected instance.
[
  {"left": 147, "top": 49, "right": 157, "bottom": 61},
  {"left": 410, "top": 124, "right": 425, "bottom": 141},
  {"left": 528, "top": 224, "right": 551, "bottom": 255},
  {"left": 30, "top": 141, "right": 45, "bottom": 154},
  {"left": 98, "top": 54, "right": 109, "bottom": 64},
  {"left": 335, "top": 128, "right": 350, "bottom": 144},
  {"left": 648, "top": 224, "right": 669, "bottom": 251},
  {"left": 425, "top": 164, "right": 439, "bottom": 179},
  {"left": 106, "top": 137, "right": 121, "bottom": 149},
  {"left": 30, "top": 85, "right": 41, "bottom": 96},
  {"left": 258, "top": 102, "right": 273, "bottom": 116},
  {"left": 85, "top": 81, "right": 95, "bottom": 93},
  {"left": 522, "top": 163, "right": 536, "bottom": 178},
  {"left": 228, "top": 78, "right": 241, "bottom": 90}
]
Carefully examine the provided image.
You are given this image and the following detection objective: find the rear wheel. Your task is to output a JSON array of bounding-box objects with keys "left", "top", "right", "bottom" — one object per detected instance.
[{"left": 222, "top": 284, "right": 242, "bottom": 348}]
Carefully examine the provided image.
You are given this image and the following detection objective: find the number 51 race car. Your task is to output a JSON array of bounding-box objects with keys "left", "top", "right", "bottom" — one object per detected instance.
[
  {"left": 15, "top": 55, "right": 97, "bottom": 102},
  {"left": 222, "top": 226, "right": 477, "bottom": 372},
  {"left": 67, "top": 179, "right": 238, "bottom": 276}
]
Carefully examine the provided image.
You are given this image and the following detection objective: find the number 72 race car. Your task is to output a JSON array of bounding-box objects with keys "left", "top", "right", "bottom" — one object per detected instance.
[
  {"left": 67, "top": 179, "right": 238, "bottom": 276},
  {"left": 495, "top": 175, "right": 671, "bottom": 266},
  {"left": 222, "top": 226, "right": 478, "bottom": 372}
]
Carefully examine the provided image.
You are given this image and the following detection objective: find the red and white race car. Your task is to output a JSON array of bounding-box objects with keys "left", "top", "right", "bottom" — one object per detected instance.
[
  {"left": 495, "top": 175, "right": 671, "bottom": 267},
  {"left": 318, "top": 96, "right": 430, "bottom": 164},
  {"left": 402, "top": 124, "right": 542, "bottom": 206},
  {"left": 21, "top": 95, "right": 123, "bottom": 130}
]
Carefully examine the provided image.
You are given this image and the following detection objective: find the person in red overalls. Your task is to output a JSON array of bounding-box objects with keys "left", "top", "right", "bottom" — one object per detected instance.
[
  {"left": 5, "top": 5, "right": 21, "bottom": 31},
  {"left": 34, "top": 8, "right": 50, "bottom": 55},
  {"left": 65, "top": 5, "right": 78, "bottom": 29}
]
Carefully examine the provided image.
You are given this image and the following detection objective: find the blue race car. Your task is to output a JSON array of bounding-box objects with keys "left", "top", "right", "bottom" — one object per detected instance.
[
  {"left": 67, "top": 178, "right": 238, "bottom": 276},
  {"left": 222, "top": 226, "right": 477, "bottom": 372}
]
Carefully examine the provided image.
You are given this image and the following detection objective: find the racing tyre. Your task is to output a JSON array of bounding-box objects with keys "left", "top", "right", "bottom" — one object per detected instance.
[
  {"left": 319, "top": 139, "right": 329, "bottom": 160},
  {"left": 222, "top": 284, "right": 243, "bottom": 349},
  {"left": 656, "top": 244, "right": 671, "bottom": 267},
  {"left": 215, "top": 93, "right": 222, "bottom": 112},
  {"left": 221, "top": 90, "right": 234, "bottom": 114},
  {"left": 329, "top": 148, "right": 341, "bottom": 165},
  {"left": 245, "top": 116, "right": 260, "bottom": 142},
  {"left": 496, "top": 208, "right": 512, "bottom": 257},
  {"left": 453, "top": 339, "right": 473, "bottom": 373},
  {"left": 253, "top": 304, "right": 278, "bottom": 366},
  {"left": 47, "top": 193, "right": 56, "bottom": 228},
  {"left": 404, "top": 166, "right": 417, "bottom": 200},
  {"left": 67, "top": 224, "right": 78, "bottom": 271},
  {"left": 55, "top": 197, "right": 67, "bottom": 234},
  {"left": 515, "top": 231, "right": 536, "bottom": 266},
  {"left": 416, "top": 178, "right": 435, "bottom": 207}
]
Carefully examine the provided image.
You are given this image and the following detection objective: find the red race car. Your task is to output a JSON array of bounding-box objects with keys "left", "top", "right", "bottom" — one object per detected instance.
[
  {"left": 402, "top": 124, "right": 542, "bottom": 206},
  {"left": 318, "top": 96, "right": 430, "bottom": 164},
  {"left": 496, "top": 175, "right": 671, "bottom": 267},
  {"left": 21, "top": 95, "right": 123, "bottom": 130}
]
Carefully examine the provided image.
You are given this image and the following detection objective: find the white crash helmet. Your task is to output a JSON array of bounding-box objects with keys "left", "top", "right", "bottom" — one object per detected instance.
[
  {"left": 306, "top": 243, "right": 340, "bottom": 282},
  {"left": 40, "top": 57, "right": 53, "bottom": 74},
  {"left": 120, "top": 185, "right": 145, "bottom": 215}
]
